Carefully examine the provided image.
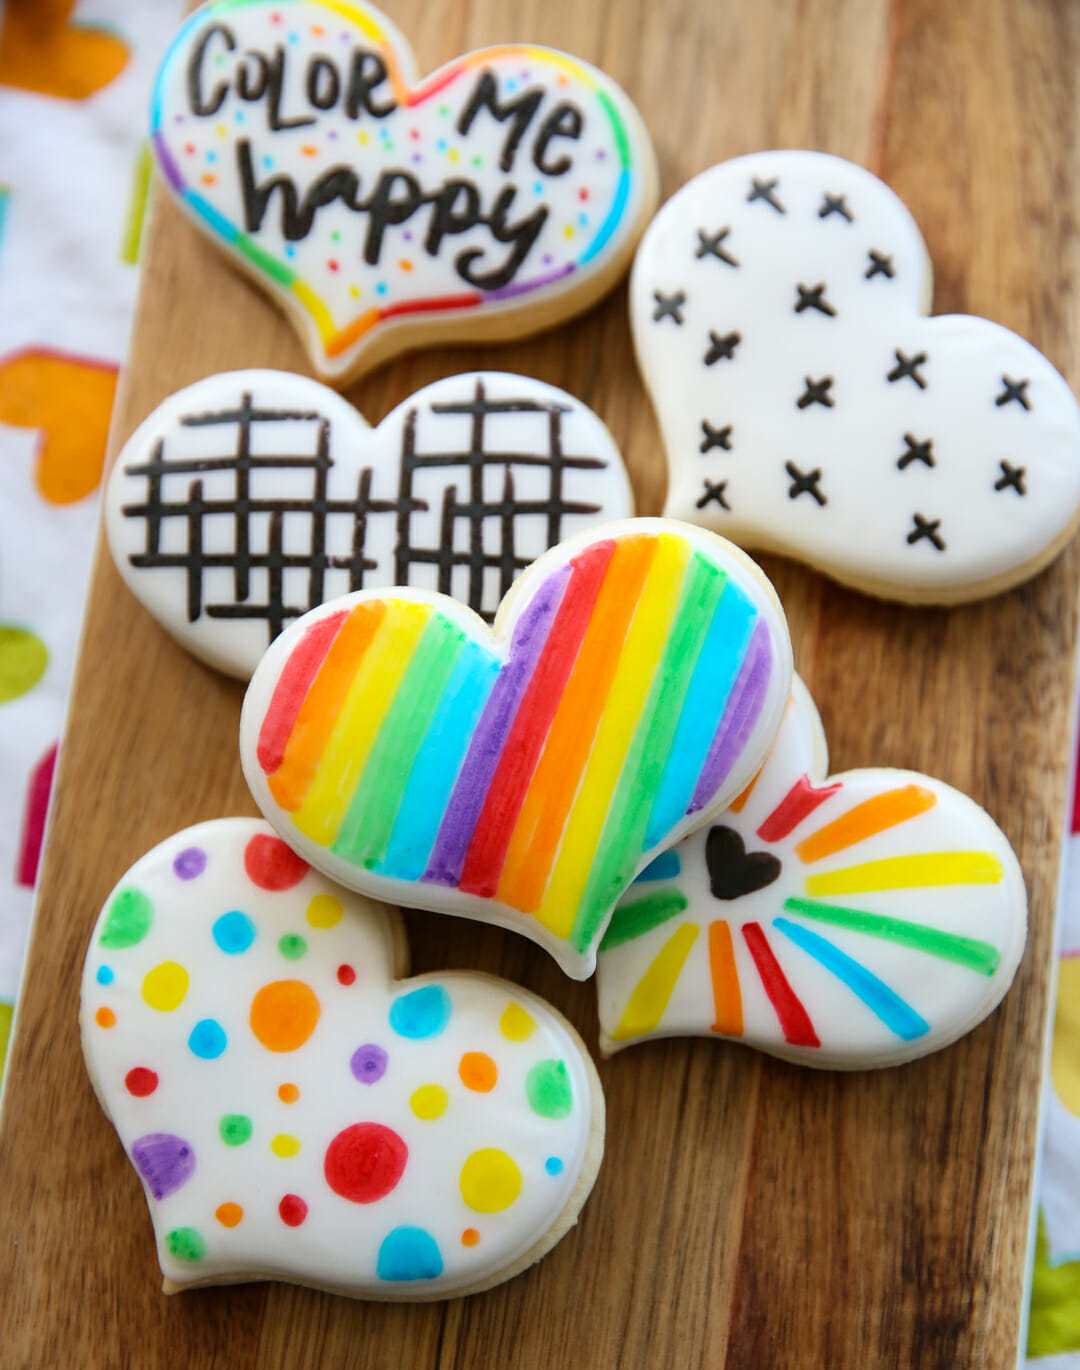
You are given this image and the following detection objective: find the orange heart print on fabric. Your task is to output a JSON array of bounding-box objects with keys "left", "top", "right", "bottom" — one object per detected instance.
[{"left": 0, "top": 0, "right": 129, "bottom": 100}]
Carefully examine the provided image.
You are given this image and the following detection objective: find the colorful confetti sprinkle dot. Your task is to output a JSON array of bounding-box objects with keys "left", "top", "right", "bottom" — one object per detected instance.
[
  {"left": 377, "top": 1226, "right": 444, "bottom": 1281},
  {"left": 460, "top": 1149, "right": 522, "bottom": 1213},
  {"left": 389, "top": 985, "right": 450, "bottom": 1039}
]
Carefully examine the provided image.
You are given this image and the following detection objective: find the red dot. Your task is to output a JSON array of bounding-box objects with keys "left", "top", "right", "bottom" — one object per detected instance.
[
  {"left": 279, "top": 1194, "right": 308, "bottom": 1226},
  {"left": 324, "top": 1123, "right": 407, "bottom": 1204},
  {"left": 125, "top": 1067, "right": 158, "bottom": 1097},
  {"left": 337, "top": 964, "right": 356, "bottom": 986},
  {"left": 244, "top": 834, "right": 308, "bottom": 891},
  {"left": 328, "top": 259, "right": 339, "bottom": 272},
  {"left": 184, "top": 142, "right": 195, "bottom": 155},
  {"left": 409, "top": 127, "right": 420, "bottom": 140},
  {"left": 578, "top": 187, "right": 589, "bottom": 201}
]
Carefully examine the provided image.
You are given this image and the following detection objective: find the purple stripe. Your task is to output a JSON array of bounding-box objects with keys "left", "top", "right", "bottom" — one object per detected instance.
[
  {"left": 487, "top": 262, "right": 576, "bottom": 301},
  {"left": 688, "top": 619, "right": 773, "bottom": 813},
  {"left": 152, "top": 131, "right": 185, "bottom": 194},
  {"left": 421, "top": 562, "right": 571, "bottom": 885}
]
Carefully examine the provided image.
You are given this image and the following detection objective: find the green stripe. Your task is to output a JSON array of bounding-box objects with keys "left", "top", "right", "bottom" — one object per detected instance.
[
  {"left": 599, "top": 890, "right": 689, "bottom": 951},
  {"left": 238, "top": 232, "right": 297, "bottom": 286},
  {"left": 596, "top": 89, "right": 632, "bottom": 166},
  {"left": 331, "top": 615, "right": 467, "bottom": 867},
  {"left": 572, "top": 552, "right": 725, "bottom": 952},
  {"left": 782, "top": 897, "right": 1001, "bottom": 976},
  {"left": 120, "top": 142, "right": 151, "bottom": 266}
]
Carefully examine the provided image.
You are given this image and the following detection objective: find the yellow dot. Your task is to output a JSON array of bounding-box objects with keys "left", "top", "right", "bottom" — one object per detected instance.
[
  {"left": 278, "top": 1083, "right": 299, "bottom": 1104},
  {"left": 216, "top": 123, "right": 227, "bottom": 136},
  {"left": 305, "top": 894, "right": 343, "bottom": 929},
  {"left": 271, "top": 1133, "right": 300, "bottom": 1158},
  {"left": 357, "top": 129, "right": 369, "bottom": 144},
  {"left": 448, "top": 148, "right": 459, "bottom": 163},
  {"left": 563, "top": 224, "right": 574, "bottom": 239},
  {"left": 349, "top": 284, "right": 360, "bottom": 298},
  {"left": 499, "top": 1003, "right": 537, "bottom": 1041},
  {"left": 410, "top": 1084, "right": 449, "bottom": 1120},
  {"left": 460, "top": 1149, "right": 522, "bottom": 1213},
  {"left": 141, "top": 961, "right": 189, "bottom": 1012}
]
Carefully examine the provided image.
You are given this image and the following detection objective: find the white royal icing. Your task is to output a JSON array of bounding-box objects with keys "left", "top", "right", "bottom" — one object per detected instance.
[
  {"left": 596, "top": 677, "right": 1028, "bottom": 1067},
  {"left": 630, "top": 150, "right": 1080, "bottom": 602},
  {"left": 104, "top": 369, "right": 633, "bottom": 678},
  {"left": 150, "top": 0, "right": 657, "bottom": 381},
  {"left": 81, "top": 818, "right": 601, "bottom": 1298},
  {"left": 239, "top": 519, "right": 793, "bottom": 981}
]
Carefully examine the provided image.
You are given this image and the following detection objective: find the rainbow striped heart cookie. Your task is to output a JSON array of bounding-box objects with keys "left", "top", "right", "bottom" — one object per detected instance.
[
  {"left": 241, "top": 521, "right": 793, "bottom": 979},
  {"left": 596, "top": 677, "right": 1027, "bottom": 1066}
]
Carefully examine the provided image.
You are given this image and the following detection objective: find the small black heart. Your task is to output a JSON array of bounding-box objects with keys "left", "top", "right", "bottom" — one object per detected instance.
[{"left": 705, "top": 825, "right": 781, "bottom": 900}]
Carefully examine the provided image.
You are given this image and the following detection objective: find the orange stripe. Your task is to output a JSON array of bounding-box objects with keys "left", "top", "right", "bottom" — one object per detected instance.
[
  {"left": 794, "top": 784, "right": 937, "bottom": 864},
  {"left": 708, "top": 920, "right": 743, "bottom": 1036},
  {"left": 496, "top": 535, "right": 657, "bottom": 912},
  {"left": 267, "top": 600, "right": 386, "bottom": 811},
  {"left": 727, "top": 767, "right": 762, "bottom": 814}
]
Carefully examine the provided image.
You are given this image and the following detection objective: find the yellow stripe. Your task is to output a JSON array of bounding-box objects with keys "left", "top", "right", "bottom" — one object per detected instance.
[
  {"left": 320, "top": 0, "right": 387, "bottom": 41},
  {"left": 291, "top": 602, "right": 430, "bottom": 846},
  {"left": 804, "top": 850, "right": 1004, "bottom": 897},
  {"left": 291, "top": 279, "right": 337, "bottom": 344},
  {"left": 534, "top": 534, "right": 689, "bottom": 937},
  {"left": 611, "top": 924, "right": 699, "bottom": 1041}
]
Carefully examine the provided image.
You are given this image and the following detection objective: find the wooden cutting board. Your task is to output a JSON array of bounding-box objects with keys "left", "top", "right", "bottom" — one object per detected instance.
[{"left": 2, "top": 0, "right": 1078, "bottom": 1365}]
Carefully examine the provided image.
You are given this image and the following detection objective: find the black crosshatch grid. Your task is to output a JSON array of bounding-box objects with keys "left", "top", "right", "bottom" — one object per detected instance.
[{"left": 119, "top": 379, "right": 609, "bottom": 645}]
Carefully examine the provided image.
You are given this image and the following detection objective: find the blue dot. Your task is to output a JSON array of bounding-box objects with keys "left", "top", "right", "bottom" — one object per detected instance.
[
  {"left": 533, "top": 181, "right": 543, "bottom": 195},
  {"left": 234, "top": 109, "right": 245, "bottom": 123},
  {"left": 285, "top": 244, "right": 296, "bottom": 258},
  {"left": 437, "top": 138, "right": 447, "bottom": 151},
  {"left": 376, "top": 282, "right": 387, "bottom": 295},
  {"left": 376, "top": 1226, "right": 444, "bottom": 1281},
  {"left": 206, "top": 150, "right": 217, "bottom": 163},
  {"left": 288, "top": 31, "right": 299, "bottom": 43},
  {"left": 262, "top": 154, "right": 274, "bottom": 169},
  {"left": 578, "top": 212, "right": 588, "bottom": 226},
  {"left": 96, "top": 965, "right": 114, "bottom": 986},
  {"left": 545, "top": 1156, "right": 564, "bottom": 1176},
  {"left": 213, "top": 911, "right": 255, "bottom": 955},
  {"left": 189, "top": 1019, "right": 227, "bottom": 1059},
  {"left": 506, "top": 78, "right": 517, "bottom": 91},
  {"left": 389, "top": 985, "right": 451, "bottom": 1040}
]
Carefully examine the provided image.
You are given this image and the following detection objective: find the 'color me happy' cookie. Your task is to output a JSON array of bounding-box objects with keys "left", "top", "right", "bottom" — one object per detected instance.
[
  {"left": 595, "top": 678, "right": 1027, "bottom": 1066},
  {"left": 240, "top": 520, "right": 793, "bottom": 980},
  {"left": 151, "top": 0, "right": 657, "bottom": 382},
  {"left": 81, "top": 819, "right": 602, "bottom": 1299},
  {"left": 631, "top": 150, "right": 1080, "bottom": 603},
  {"left": 104, "top": 369, "right": 632, "bottom": 677}
]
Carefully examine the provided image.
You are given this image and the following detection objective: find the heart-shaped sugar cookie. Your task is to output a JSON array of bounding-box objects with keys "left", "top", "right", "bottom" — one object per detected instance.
[
  {"left": 240, "top": 520, "right": 793, "bottom": 980},
  {"left": 151, "top": 0, "right": 657, "bottom": 382},
  {"left": 104, "top": 369, "right": 632, "bottom": 677},
  {"left": 81, "top": 818, "right": 602, "bottom": 1299},
  {"left": 630, "top": 150, "right": 1080, "bottom": 603},
  {"left": 596, "top": 677, "right": 1027, "bottom": 1066}
]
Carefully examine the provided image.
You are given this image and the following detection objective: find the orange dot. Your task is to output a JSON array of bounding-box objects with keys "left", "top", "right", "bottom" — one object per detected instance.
[
  {"left": 398, "top": 258, "right": 413, "bottom": 272},
  {"left": 200, "top": 172, "right": 217, "bottom": 186},
  {"left": 459, "top": 1052, "right": 497, "bottom": 1092},
  {"left": 250, "top": 980, "right": 321, "bottom": 1052},
  {"left": 462, "top": 1228, "right": 480, "bottom": 1246},
  {"left": 216, "top": 1202, "right": 243, "bottom": 1228},
  {"left": 278, "top": 1083, "right": 299, "bottom": 1104},
  {"left": 95, "top": 1007, "right": 115, "bottom": 1028},
  {"left": 300, "top": 144, "right": 318, "bottom": 157}
]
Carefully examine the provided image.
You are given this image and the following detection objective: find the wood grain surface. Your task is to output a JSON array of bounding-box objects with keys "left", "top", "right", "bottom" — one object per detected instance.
[{"left": 2, "top": 1, "right": 1079, "bottom": 1366}]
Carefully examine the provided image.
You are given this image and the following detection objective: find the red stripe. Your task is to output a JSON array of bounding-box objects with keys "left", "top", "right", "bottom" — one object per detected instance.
[
  {"left": 458, "top": 541, "right": 616, "bottom": 897},
  {"left": 756, "top": 775, "right": 842, "bottom": 842},
  {"left": 742, "top": 922, "right": 820, "bottom": 1047},
  {"left": 381, "top": 292, "right": 482, "bottom": 320},
  {"left": 16, "top": 742, "right": 57, "bottom": 888},
  {"left": 255, "top": 610, "right": 348, "bottom": 774}
]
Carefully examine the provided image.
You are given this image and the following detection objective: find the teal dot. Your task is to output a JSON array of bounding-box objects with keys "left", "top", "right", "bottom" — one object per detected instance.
[
  {"left": 165, "top": 1227, "right": 206, "bottom": 1262},
  {"left": 545, "top": 1156, "right": 564, "bottom": 1176},
  {"left": 377, "top": 1226, "right": 443, "bottom": 1281},
  {"left": 389, "top": 985, "right": 450, "bottom": 1040},
  {"left": 213, "top": 911, "right": 255, "bottom": 955},
  {"left": 99, "top": 888, "right": 152, "bottom": 949},
  {"left": 526, "top": 1059, "right": 573, "bottom": 1120},
  {"left": 278, "top": 934, "right": 306, "bottom": 961},
  {"left": 219, "top": 1114, "right": 252, "bottom": 1146},
  {"left": 189, "top": 1019, "right": 227, "bottom": 1059},
  {"left": 96, "top": 965, "right": 114, "bottom": 986}
]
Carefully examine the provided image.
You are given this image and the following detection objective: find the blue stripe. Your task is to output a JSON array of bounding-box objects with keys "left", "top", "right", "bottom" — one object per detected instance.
[
  {"left": 773, "top": 917, "right": 929, "bottom": 1041},
  {"left": 376, "top": 641, "right": 499, "bottom": 881},
  {"left": 633, "top": 849, "right": 681, "bottom": 883},
  {"left": 643, "top": 580, "right": 757, "bottom": 848},
  {"left": 582, "top": 169, "right": 630, "bottom": 266},
  {"left": 186, "top": 191, "right": 240, "bottom": 245}
]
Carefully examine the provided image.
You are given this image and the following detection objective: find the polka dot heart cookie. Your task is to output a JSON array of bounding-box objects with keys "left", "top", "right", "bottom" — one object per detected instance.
[
  {"left": 150, "top": 0, "right": 657, "bottom": 383},
  {"left": 80, "top": 819, "right": 602, "bottom": 1299}
]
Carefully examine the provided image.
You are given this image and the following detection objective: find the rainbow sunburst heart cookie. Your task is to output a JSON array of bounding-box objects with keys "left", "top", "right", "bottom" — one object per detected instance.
[
  {"left": 595, "top": 678, "right": 1027, "bottom": 1066},
  {"left": 150, "top": 0, "right": 658, "bottom": 383},
  {"left": 240, "top": 521, "right": 793, "bottom": 980},
  {"left": 80, "top": 819, "right": 603, "bottom": 1299}
]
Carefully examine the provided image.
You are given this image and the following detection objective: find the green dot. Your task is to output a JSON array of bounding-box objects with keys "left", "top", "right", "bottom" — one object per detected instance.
[
  {"left": 219, "top": 1114, "right": 252, "bottom": 1146},
  {"left": 438, "top": 103, "right": 449, "bottom": 116},
  {"left": 165, "top": 1227, "right": 206, "bottom": 1262},
  {"left": 525, "top": 1059, "right": 573, "bottom": 1120},
  {"left": 278, "top": 934, "right": 306, "bottom": 961},
  {"left": 330, "top": 229, "right": 340, "bottom": 242},
  {"left": 0, "top": 626, "right": 48, "bottom": 704},
  {"left": 99, "top": 888, "right": 153, "bottom": 949},
  {"left": 472, "top": 155, "right": 482, "bottom": 167}
]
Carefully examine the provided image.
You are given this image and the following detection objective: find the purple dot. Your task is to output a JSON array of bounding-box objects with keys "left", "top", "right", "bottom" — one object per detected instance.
[
  {"left": 328, "top": 129, "right": 338, "bottom": 140},
  {"left": 403, "top": 230, "right": 413, "bottom": 242},
  {"left": 351, "top": 1043, "right": 388, "bottom": 1084},
  {"left": 174, "top": 114, "right": 185, "bottom": 124},
  {"left": 174, "top": 847, "right": 206, "bottom": 880},
  {"left": 412, "top": 153, "right": 422, "bottom": 164},
  {"left": 542, "top": 254, "right": 554, "bottom": 265},
  {"left": 596, "top": 149, "right": 607, "bottom": 160}
]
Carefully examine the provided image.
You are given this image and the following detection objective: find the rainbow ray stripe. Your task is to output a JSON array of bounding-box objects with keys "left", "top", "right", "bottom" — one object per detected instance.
[{"left": 256, "top": 532, "right": 774, "bottom": 948}]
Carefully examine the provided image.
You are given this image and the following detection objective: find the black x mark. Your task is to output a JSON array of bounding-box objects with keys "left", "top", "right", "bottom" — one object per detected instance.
[
  {"left": 819, "top": 193, "right": 853, "bottom": 222},
  {"left": 994, "top": 460, "right": 1027, "bottom": 495},
  {"left": 785, "top": 461, "right": 826, "bottom": 505},
  {"left": 747, "top": 177, "right": 785, "bottom": 213},
  {"left": 700, "top": 421, "right": 733, "bottom": 453},
  {"left": 704, "top": 331, "right": 741, "bottom": 365},
  {"left": 653, "top": 290, "right": 686, "bottom": 324},
  {"left": 795, "top": 283, "right": 837, "bottom": 317},
  {"left": 888, "top": 349, "right": 928, "bottom": 389},
  {"left": 696, "top": 479, "right": 731, "bottom": 511},
  {"left": 866, "top": 250, "right": 895, "bottom": 280},
  {"left": 696, "top": 228, "right": 738, "bottom": 266},
  {"left": 907, "top": 513, "right": 945, "bottom": 550},
  {"left": 796, "top": 376, "right": 834, "bottom": 409},
  {"left": 897, "top": 434, "right": 935, "bottom": 470},
  {"left": 996, "top": 375, "right": 1031, "bottom": 410}
]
